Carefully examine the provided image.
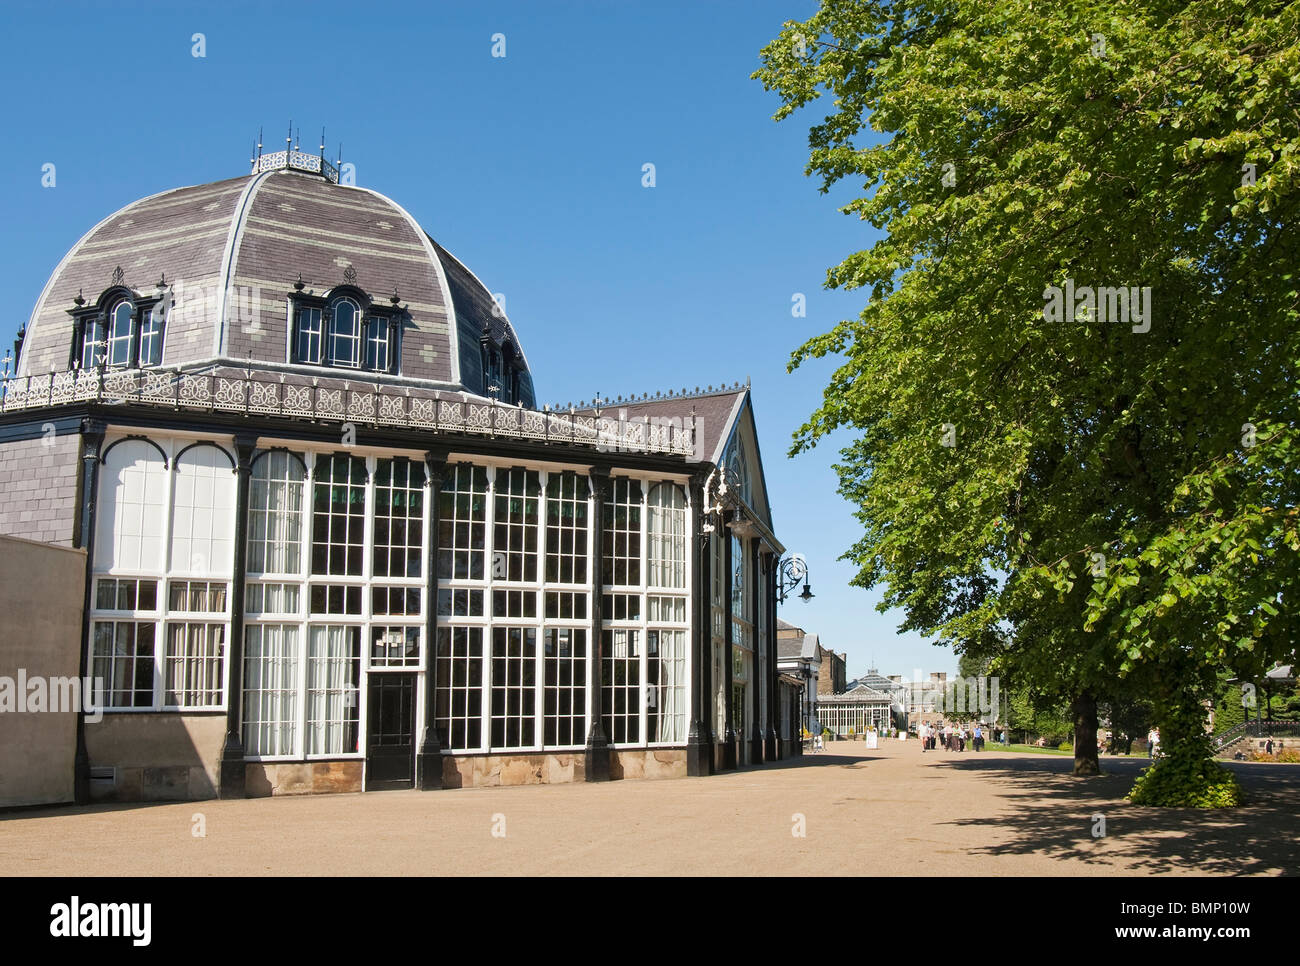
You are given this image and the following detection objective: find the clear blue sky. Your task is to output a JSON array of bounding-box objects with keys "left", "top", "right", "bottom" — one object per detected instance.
[{"left": 0, "top": 0, "right": 955, "bottom": 679}]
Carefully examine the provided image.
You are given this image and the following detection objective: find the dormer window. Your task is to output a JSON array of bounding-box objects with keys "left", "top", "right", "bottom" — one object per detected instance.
[
  {"left": 479, "top": 333, "right": 523, "bottom": 404},
  {"left": 289, "top": 285, "right": 400, "bottom": 374},
  {"left": 69, "top": 280, "right": 168, "bottom": 371}
]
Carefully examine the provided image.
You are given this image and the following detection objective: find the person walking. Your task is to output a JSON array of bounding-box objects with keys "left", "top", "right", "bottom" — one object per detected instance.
[
  {"left": 1266, "top": 738, "right": 1274, "bottom": 756},
  {"left": 973, "top": 724, "right": 983, "bottom": 752}
]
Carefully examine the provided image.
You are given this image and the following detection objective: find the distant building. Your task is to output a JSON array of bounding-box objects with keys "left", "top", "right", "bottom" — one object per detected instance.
[
  {"left": 776, "top": 618, "right": 844, "bottom": 732},
  {"left": 818, "top": 667, "right": 907, "bottom": 736},
  {"left": 777, "top": 622, "right": 818, "bottom": 733}
]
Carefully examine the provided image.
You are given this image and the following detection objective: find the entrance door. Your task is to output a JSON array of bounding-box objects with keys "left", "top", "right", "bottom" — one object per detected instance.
[{"left": 366, "top": 673, "right": 416, "bottom": 790}]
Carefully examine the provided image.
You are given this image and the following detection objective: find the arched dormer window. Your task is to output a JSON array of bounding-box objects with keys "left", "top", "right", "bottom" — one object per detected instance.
[
  {"left": 68, "top": 281, "right": 168, "bottom": 371},
  {"left": 289, "top": 284, "right": 400, "bottom": 374}
]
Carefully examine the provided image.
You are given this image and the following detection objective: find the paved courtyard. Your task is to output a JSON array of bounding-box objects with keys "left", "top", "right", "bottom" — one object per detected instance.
[{"left": 3, "top": 742, "right": 1297, "bottom": 875}]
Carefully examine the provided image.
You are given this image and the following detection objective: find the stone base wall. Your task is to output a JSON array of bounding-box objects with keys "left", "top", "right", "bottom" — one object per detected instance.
[
  {"left": 245, "top": 761, "right": 364, "bottom": 797},
  {"left": 81, "top": 745, "right": 691, "bottom": 799},
  {"left": 611, "top": 749, "right": 687, "bottom": 780},
  {"left": 442, "top": 748, "right": 687, "bottom": 788},
  {"left": 443, "top": 752, "right": 583, "bottom": 788},
  {"left": 85, "top": 713, "right": 225, "bottom": 802}
]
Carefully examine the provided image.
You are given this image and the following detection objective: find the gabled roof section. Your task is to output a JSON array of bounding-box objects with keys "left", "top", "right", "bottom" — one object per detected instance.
[
  {"left": 572, "top": 384, "right": 746, "bottom": 467},
  {"left": 716, "top": 391, "right": 773, "bottom": 530},
  {"left": 574, "top": 384, "right": 775, "bottom": 531}
]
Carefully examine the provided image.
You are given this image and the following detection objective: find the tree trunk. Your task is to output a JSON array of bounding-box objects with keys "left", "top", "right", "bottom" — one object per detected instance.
[{"left": 1072, "top": 690, "right": 1100, "bottom": 776}]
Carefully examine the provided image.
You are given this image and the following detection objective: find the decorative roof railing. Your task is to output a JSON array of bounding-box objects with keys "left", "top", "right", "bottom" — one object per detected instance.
[
  {"left": 253, "top": 150, "right": 340, "bottom": 184},
  {"left": 0, "top": 368, "right": 696, "bottom": 457}
]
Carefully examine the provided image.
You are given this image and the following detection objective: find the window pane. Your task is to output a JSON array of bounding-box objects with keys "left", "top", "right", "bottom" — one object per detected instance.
[
  {"left": 139, "top": 304, "right": 165, "bottom": 366},
  {"left": 311, "top": 454, "right": 366, "bottom": 576},
  {"left": 297, "top": 307, "right": 322, "bottom": 364},
  {"left": 108, "top": 301, "right": 133, "bottom": 367},
  {"left": 243, "top": 624, "right": 299, "bottom": 757},
  {"left": 328, "top": 299, "right": 360, "bottom": 368},
  {"left": 373, "top": 458, "right": 423, "bottom": 579},
  {"left": 248, "top": 451, "right": 305, "bottom": 575},
  {"left": 306, "top": 625, "right": 361, "bottom": 755},
  {"left": 164, "top": 621, "right": 226, "bottom": 707}
]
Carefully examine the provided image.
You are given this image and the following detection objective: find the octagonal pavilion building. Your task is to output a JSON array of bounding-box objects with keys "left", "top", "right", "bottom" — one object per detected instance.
[{"left": 0, "top": 149, "right": 800, "bottom": 802}]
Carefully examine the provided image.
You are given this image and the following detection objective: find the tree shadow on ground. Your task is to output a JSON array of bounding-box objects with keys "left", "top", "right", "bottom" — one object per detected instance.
[{"left": 931, "top": 755, "right": 1300, "bottom": 875}]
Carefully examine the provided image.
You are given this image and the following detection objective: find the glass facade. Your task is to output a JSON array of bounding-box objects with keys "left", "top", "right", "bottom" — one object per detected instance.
[{"left": 87, "top": 433, "right": 747, "bottom": 765}]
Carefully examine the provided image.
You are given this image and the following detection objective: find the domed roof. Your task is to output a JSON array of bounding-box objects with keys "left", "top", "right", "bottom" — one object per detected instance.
[{"left": 18, "top": 163, "right": 534, "bottom": 406}]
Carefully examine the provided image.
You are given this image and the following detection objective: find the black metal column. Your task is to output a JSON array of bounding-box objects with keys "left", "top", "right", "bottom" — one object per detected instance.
[
  {"left": 72, "top": 418, "right": 106, "bottom": 804},
  {"left": 416, "top": 449, "right": 448, "bottom": 789},
  {"left": 218, "top": 432, "right": 258, "bottom": 799},
  {"left": 685, "top": 473, "right": 712, "bottom": 776},
  {"left": 765, "top": 554, "right": 779, "bottom": 760},
  {"left": 584, "top": 465, "right": 612, "bottom": 781},
  {"left": 722, "top": 530, "right": 736, "bottom": 771},
  {"left": 748, "top": 538, "right": 764, "bottom": 764}
]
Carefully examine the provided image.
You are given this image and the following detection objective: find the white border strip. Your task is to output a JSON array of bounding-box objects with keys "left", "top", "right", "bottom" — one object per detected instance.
[{"left": 215, "top": 171, "right": 273, "bottom": 357}]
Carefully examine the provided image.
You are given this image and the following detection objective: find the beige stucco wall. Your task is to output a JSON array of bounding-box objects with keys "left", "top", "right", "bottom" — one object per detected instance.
[
  {"left": 84, "top": 712, "right": 226, "bottom": 801},
  {"left": 0, "top": 534, "right": 86, "bottom": 807}
]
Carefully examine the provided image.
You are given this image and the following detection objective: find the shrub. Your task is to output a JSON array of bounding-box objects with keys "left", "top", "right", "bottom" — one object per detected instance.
[
  {"left": 1277, "top": 749, "right": 1300, "bottom": 763},
  {"left": 1057, "top": 742, "right": 1072, "bottom": 752},
  {"left": 1128, "top": 756, "right": 1244, "bottom": 808},
  {"left": 1251, "top": 751, "right": 1275, "bottom": 762}
]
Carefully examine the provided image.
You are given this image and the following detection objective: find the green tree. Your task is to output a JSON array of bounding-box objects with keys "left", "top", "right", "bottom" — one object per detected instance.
[{"left": 755, "top": 0, "right": 1299, "bottom": 805}]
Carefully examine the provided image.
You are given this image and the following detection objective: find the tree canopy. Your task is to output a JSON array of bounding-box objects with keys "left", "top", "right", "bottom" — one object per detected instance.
[{"left": 755, "top": 0, "right": 1299, "bottom": 803}]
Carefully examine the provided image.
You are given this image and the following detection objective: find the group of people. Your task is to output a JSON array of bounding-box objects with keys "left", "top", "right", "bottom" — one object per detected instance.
[{"left": 918, "top": 722, "right": 990, "bottom": 752}]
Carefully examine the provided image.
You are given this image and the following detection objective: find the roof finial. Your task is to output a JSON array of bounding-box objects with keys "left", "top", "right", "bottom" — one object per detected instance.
[
  {"left": 286, "top": 120, "right": 293, "bottom": 152},
  {"left": 320, "top": 126, "right": 326, "bottom": 157}
]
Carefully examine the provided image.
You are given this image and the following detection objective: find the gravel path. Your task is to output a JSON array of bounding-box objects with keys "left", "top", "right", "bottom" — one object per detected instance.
[{"left": 3, "top": 742, "right": 1296, "bottom": 875}]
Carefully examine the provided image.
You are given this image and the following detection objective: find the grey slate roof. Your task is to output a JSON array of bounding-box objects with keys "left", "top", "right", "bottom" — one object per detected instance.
[
  {"left": 573, "top": 386, "right": 747, "bottom": 467},
  {"left": 19, "top": 168, "right": 534, "bottom": 406}
]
